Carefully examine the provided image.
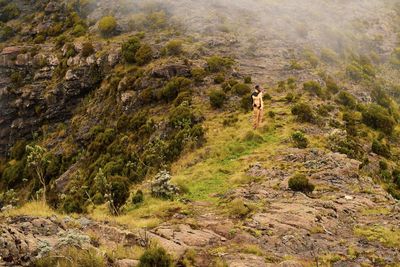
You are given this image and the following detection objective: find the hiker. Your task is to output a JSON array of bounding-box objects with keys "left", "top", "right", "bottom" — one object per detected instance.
[{"left": 252, "top": 85, "right": 264, "bottom": 129}]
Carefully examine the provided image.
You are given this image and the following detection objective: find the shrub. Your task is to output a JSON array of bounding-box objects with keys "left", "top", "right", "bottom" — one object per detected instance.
[
  {"left": 336, "top": 91, "right": 357, "bottom": 109},
  {"left": 372, "top": 139, "right": 391, "bottom": 158},
  {"left": 320, "top": 48, "right": 338, "bottom": 63},
  {"left": 244, "top": 76, "right": 252, "bottom": 84},
  {"left": 229, "top": 198, "right": 250, "bottom": 218},
  {"left": 173, "top": 91, "right": 192, "bottom": 107},
  {"left": 209, "top": 89, "right": 226, "bottom": 109},
  {"left": 362, "top": 104, "right": 396, "bottom": 135},
  {"left": 122, "top": 37, "right": 141, "bottom": 63},
  {"left": 132, "top": 190, "right": 144, "bottom": 204},
  {"left": 291, "top": 131, "right": 309, "bottom": 149},
  {"left": 303, "top": 81, "right": 323, "bottom": 98},
  {"left": 98, "top": 16, "right": 117, "bottom": 37},
  {"left": 159, "top": 77, "right": 191, "bottom": 102},
  {"left": 138, "top": 246, "right": 173, "bottom": 267},
  {"left": 206, "top": 56, "right": 234, "bottom": 73},
  {"left": 326, "top": 79, "right": 339, "bottom": 94},
  {"left": 34, "top": 34, "right": 46, "bottom": 44},
  {"left": 303, "top": 49, "right": 319, "bottom": 67},
  {"left": 393, "top": 169, "right": 400, "bottom": 188},
  {"left": 387, "top": 185, "right": 400, "bottom": 200},
  {"left": 47, "top": 22, "right": 64, "bottom": 37},
  {"left": 285, "top": 92, "right": 295, "bottom": 103},
  {"left": 72, "top": 23, "right": 86, "bottom": 36},
  {"left": 81, "top": 42, "right": 94, "bottom": 57},
  {"left": 164, "top": 39, "right": 183, "bottom": 56},
  {"left": 346, "top": 60, "right": 375, "bottom": 81},
  {"left": 2, "top": 160, "right": 26, "bottom": 188},
  {"left": 135, "top": 44, "right": 153, "bottom": 65},
  {"left": 151, "top": 170, "right": 179, "bottom": 199},
  {"left": 10, "top": 71, "right": 23, "bottom": 86},
  {"left": 0, "top": 22, "right": 13, "bottom": 41},
  {"left": 328, "top": 131, "right": 363, "bottom": 160},
  {"left": 232, "top": 83, "right": 251, "bottom": 96},
  {"left": 214, "top": 74, "right": 225, "bottom": 84},
  {"left": 168, "top": 103, "right": 196, "bottom": 128},
  {"left": 240, "top": 93, "right": 252, "bottom": 112},
  {"left": 191, "top": 67, "right": 206, "bottom": 83},
  {"left": 145, "top": 11, "right": 168, "bottom": 29},
  {"left": 288, "top": 174, "right": 315, "bottom": 193},
  {"left": 0, "top": 3, "right": 20, "bottom": 22},
  {"left": 108, "top": 175, "right": 129, "bottom": 213},
  {"left": 291, "top": 103, "right": 315, "bottom": 123}
]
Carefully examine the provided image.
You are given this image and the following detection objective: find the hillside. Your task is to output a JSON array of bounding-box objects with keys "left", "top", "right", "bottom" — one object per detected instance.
[{"left": 0, "top": 0, "right": 400, "bottom": 266}]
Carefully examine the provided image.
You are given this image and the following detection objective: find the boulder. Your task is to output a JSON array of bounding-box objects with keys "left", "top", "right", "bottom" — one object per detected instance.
[{"left": 151, "top": 64, "right": 191, "bottom": 79}]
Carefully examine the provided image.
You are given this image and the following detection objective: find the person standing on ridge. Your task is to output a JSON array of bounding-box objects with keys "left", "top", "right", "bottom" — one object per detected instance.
[{"left": 252, "top": 85, "right": 264, "bottom": 129}]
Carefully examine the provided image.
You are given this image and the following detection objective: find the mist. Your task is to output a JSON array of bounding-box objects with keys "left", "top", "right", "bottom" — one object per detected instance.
[{"left": 96, "top": 0, "right": 397, "bottom": 57}]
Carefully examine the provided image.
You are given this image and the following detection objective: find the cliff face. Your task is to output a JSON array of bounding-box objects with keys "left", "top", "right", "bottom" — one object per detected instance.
[{"left": 0, "top": 44, "right": 105, "bottom": 157}]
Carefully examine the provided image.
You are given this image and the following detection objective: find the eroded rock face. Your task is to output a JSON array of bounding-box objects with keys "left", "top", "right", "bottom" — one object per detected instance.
[{"left": 0, "top": 46, "right": 103, "bottom": 156}]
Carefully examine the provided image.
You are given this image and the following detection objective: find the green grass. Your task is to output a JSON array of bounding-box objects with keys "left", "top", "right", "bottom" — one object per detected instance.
[
  {"left": 172, "top": 112, "right": 283, "bottom": 202},
  {"left": 354, "top": 225, "right": 400, "bottom": 248}
]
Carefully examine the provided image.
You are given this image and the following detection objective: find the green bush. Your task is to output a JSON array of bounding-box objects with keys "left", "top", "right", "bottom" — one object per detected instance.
[
  {"left": 169, "top": 104, "right": 196, "bottom": 128},
  {"left": 135, "top": 44, "right": 153, "bottom": 65},
  {"left": 98, "top": 16, "right": 117, "bottom": 37},
  {"left": 346, "top": 60, "right": 375, "bottom": 81},
  {"left": 240, "top": 93, "right": 252, "bottom": 112},
  {"left": 244, "top": 76, "right": 252, "bottom": 84},
  {"left": 34, "top": 34, "right": 46, "bottom": 44},
  {"left": 2, "top": 160, "right": 26, "bottom": 188},
  {"left": 122, "top": 37, "right": 141, "bottom": 63},
  {"left": 288, "top": 174, "right": 315, "bottom": 193},
  {"left": 285, "top": 92, "right": 295, "bottom": 103},
  {"left": 387, "top": 185, "right": 400, "bottom": 200},
  {"left": 72, "top": 24, "right": 86, "bottom": 36},
  {"left": 10, "top": 140, "right": 26, "bottom": 160},
  {"left": 372, "top": 139, "right": 391, "bottom": 158},
  {"left": 81, "top": 42, "right": 94, "bottom": 57},
  {"left": 0, "top": 22, "right": 14, "bottom": 41},
  {"left": 164, "top": 39, "right": 183, "bottom": 56},
  {"left": 362, "top": 104, "right": 396, "bottom": 135},
  {"left": 390, "top": 47, "right": 400, "bottom": 68},
  {"left": 191, "top": 67, "right": 206, "bottom": 83},
  {"left": 232, "top": 83, "right": 251, "bottom": 96},
  {"left": 10, "top": 71, "right": 22, "bottom": 86},
  {"left": 320, "top": 48, "right": 338, "bottom": 63},
  {"left": 159, "top": 77, "right": 191, "bottom": 102},
  {"left": 209, "top": 89, "right": 226, "bottom": 109},
  {"left": 109, "top": 175, "right": 129, "bottom": 211},
  {"left": 291, "top": 103, "right": 315, "bottom": 123},
  {"left": 214, "top": 74, "right": 225, "bottom": 84},
  {"left": 138, "top": 246, "right": 173, "bottom": 267},
  {"left": 291, "top": 131, "right": 309, "bottom": 149},
  {"left": 303, "top": 81, "right": 323, "bottom": 98},
  {"left": 326, "top": 79, "right": 339, "bottom": 94},
  {"left": 336, "top": 91, "right": 357, "bottom": 109},
  {"left": 0, "top": 3, "right": 20, "bottom": 22},
  {"left": 145, "top": 11, "right": 168, "bottom": 29},
  {"left": 173, "top": 91, "right": 192, "bottom": 107},
  {"left": 228, "top": 198, "right": 250, "bottom": 218},
  {"left": 132, "top": 190, "right": 144, "bottom": 205},
  {"left": 393, "top": 169, "right": 400, "bottom": 188},
  {"left": 47, "top": 22, "right": 64, "bottom": 37},
  {"left": 206, "top": 56, "right": 234, "bottom": 73}
]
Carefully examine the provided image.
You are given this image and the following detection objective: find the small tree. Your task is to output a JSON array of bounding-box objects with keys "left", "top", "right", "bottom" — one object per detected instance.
[
  {"left": 26, "top": 145, "right": 49, "bottom": 203},
  {"left": 98, "top": 16, "right": 117, "bottom": 37}
]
